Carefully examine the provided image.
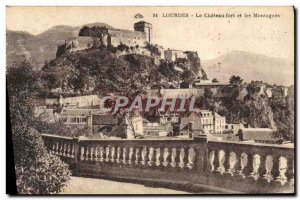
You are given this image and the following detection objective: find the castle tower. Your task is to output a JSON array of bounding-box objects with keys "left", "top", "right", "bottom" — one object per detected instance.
[{"left": 134, "top": 21, "right": 152, "bottom": 43}]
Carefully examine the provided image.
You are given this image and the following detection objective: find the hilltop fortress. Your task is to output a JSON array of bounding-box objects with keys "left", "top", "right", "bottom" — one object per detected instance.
[{"left": 57, "top": 21, "right": 189, "bottom": 62}]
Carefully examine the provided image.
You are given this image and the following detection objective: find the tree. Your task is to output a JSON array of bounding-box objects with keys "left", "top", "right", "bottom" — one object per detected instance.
[
  {"left": 180, "top": 69, "right": 197, "bottom": 85},
  {"left": 212, "top": 78, "right": 219, "bottom": 83},
  {"left": 7, "top": 62, "right": 70, "bottom": 194},
  {"left": 223, "top": 75, "right": 245, "bottom": 123},
  {"left": 271, "top": 85, "right": 294, "bottom": 141},
  {"left": 229, "top": 75, "right": 243, "bottom": 86}
]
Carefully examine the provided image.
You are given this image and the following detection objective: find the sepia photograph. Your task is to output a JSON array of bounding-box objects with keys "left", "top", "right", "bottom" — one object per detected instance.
[{"left": 6, "top": 6, "right": 295, "bottom": 195}]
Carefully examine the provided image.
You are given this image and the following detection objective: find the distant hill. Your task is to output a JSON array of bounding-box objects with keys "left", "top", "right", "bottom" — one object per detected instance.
[
  {"left": 6, "top": 22, "right": 114, "bottom": 69},
  {"left": 202, "top": 51, "right": 294, "bottom": 86}
]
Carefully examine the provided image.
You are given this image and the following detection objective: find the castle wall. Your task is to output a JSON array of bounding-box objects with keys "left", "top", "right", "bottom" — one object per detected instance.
[
  {"left": 108, "top": 29, "right": 147, "bottom": 47},
  {"left": 67, "top": 36, "right": 101, "bottom": 52},
  {"left": 164, "top": 49, "right": 187, "bottom": 62},
  {"left": 147, "top": 87, "right": 227, "bottom": 99},
  {"left": 174, "top": 50, "right": 187, "bottom": 60},
  {"left": 147, "top": 88, "right": 205, "bottom": 98},
  {"left": 61, "top": 95, "right": 100, "bottom": 107}
]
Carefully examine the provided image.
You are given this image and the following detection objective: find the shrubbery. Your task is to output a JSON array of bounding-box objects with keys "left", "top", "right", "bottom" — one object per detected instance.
[
  {"left": 7, "top": 62, "right": 71, "bottom": 194},
  {"left": 16, "top": 154, "right": 70, "bottom": 194}
]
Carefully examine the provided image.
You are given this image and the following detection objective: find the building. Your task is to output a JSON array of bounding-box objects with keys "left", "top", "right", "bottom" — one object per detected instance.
[
  {"left": 42, "top": 95, "right": 101, "bottom": 108},
  {"left": 178, "top": 110, "right": 226, "bottom": 136},
  {"left": 224, "top": 123, "right": 244, "bottom": 134},
  {"left": 133, "top": 21, "right": 152, "bottom": 43},
  {"left": 197, "top": 110, "right": 226, "bottom": 134},
  {"left": 164, "top": 49, "right": 187, "bottom": 62},
  {"left": 59, "top": 108, "right": 103, "bottom": 125},
  {"left": 143, "top": 119, "right": 168, "bottom": 137},
  {"left": 179, "top": 112, "right": 204, "bottom": 137},
  {"left": 89, "top": 112, "right": 143, "bottom": 139},
  {"left": 193, "top": 81, "right": 228, "bottom": 98},
  {"left": 272, "top": 85, "right": 288, "bottom": 99},
  {"left": 60, "top": 21, "right": 153, "bottom": 56},
  {"left": 236, "top": 128, "right": 277, "bottom": 144}
]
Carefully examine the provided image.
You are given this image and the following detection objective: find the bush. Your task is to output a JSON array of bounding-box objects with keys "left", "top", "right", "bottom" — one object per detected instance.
[
  {"left": 16, "top": 154, "right": 70, "bottom": 194},
  {"left": 7, "top": 62, "right": 71, "bottom": 194}
]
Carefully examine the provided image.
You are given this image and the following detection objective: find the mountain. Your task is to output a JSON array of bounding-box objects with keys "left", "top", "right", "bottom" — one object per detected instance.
[
  {"left": 202, "top": 51, "right": 294, "bottom": 86},
  {"left": 6, "top": 23, "right": 114, "bottom": 69}
]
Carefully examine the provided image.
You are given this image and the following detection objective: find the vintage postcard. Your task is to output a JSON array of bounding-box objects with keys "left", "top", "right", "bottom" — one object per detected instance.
[{"left": 6, "top": 6, "right": 294, "bottom": 195}]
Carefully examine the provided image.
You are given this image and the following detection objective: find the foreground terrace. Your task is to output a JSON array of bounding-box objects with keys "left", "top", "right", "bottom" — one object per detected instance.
[{"left": 42, "top": 134, "right": 294, "bottom": 194}]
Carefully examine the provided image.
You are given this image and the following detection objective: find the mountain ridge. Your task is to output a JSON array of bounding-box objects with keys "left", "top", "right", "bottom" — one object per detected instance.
[
  {"left": 6, "top": 22, "right": 115, "bottom": 69},
  {"left": 202, "top": 50, "right": 293, "bottom": 86}
]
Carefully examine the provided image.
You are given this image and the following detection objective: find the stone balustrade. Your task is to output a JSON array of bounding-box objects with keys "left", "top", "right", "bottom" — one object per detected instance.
[
  {"left": 42, "top": 134, "right": 294, "bottom": 194},
  {"left": 207, "top": 141, "right": 294, "bottom": 188}
]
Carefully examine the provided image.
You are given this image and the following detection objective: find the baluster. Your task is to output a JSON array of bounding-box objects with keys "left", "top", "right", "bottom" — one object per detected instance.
[
  {"left": 285, "top": 156, "right": 294, "bottom": 186},
  {"left": 66, "top": 144, "right": 70, "bottom": 157},
  {"left": 135, "top": 148, "right": 140, "bottom": 165},
  {"left": 54, "top": 142, "right": 59, "bottom": 155},
  {"left": 234, "top": 151, "right": 245, "bottom": 178},
  {"left": 99, "top": 146, "right": 104, "bottom": 162},
  {"left": 105, "top": 146, "right": 110, "bottom": 162},
  {"left": 122, "top": 147, "right": 127, "bottom": 164},
  {"left": 155, "top": 147, "right": 161, "bottom": 167},
  {"left": 250, "top": 154, "right": 261, "bottom": 180},
  {"left": 63, "top": 143, "right": 67, "bottom": 156},
  {"left": 271, "top": 156, "right": 287, "bottom": 185},
  {"left": 170, "top": 147, "right": 177, "bottom": 168},
  {"left": 80, "top": 146, "right": 85, "bottom": 161},
  {"left": 242, "top": 153, "right": 253, "bottom": 178},
  {"left": 183, "top": 147, "right": 189, "bottom": 169},
  {"left": 141, "top": 146, "right": 147, "bottom": 165},
  {"left": 258, "top": 154, "right": 269, "bottom": 182},
  {"left": 59, "top": 142, "right": 63, "bottom": 155},
  {"left": 51, "top": 142, "right": 55, "bottom": 154},
  {"left": 48, "top": 142, "right": 52, "bottom": 154},
  {"left": 94, "top": 146, "right": 99, "bottom": 161},
  {"left": 178, "top": 148, "right": 185, "bottom": 169},
  {"left": 85, "top": 146, "right": 89, "bottom": 161},
  {"left": 110, "top": 146, "right": 116, "bottom": 162},
  {"left": 116, "top": 147, "right": 121, "bottom": 163},
  {"left": 65, "top": 143, "right": 69, "bottom": 156},
  {"left": 208, "top": 149, "right": 215, "bottom": 172},
  {"left": 162, "top": 147, "right": 169, "bottom": 167},
  {"left": 128, "top": 147, "right": 133, "bottom": 164},
  {"left": 271, "top": 155, "right": 281, "bottom": 183},
  {"left": 58, "top": 142, "right": 62, "bottom": 155},
  {"left": 90, "top": 146, "right": 94, "bottom": 161},
  {"left": 187, "top": 147, "right": 196, "bottom": 169},
  {"left": 147, "top": 147, "right": 154, "bottom": 166},
  {"left": 212, "top": 149, "right": 222, "bottom": 174},
  {"left": 278, "top": 157, "right": 288, "bottom": 184},
  {"left": 71, "top": 144, "right": 75, "bottom": 158},
  {"left": 223, "top": 150, "right": 233, "bottom": 176},
  {"left": 57, "top": 142, "right": 61, "bottom": 155},
  {"left": 56, "top": 142, "right": 59, "bottom": 155}
]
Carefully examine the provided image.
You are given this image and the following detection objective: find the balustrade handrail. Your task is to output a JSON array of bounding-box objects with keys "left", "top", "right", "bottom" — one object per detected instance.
[
  {"left": 208, "top": 140, "right": 294, "bottom": 149},
  {"left": 41, "top": 134, "right": 294, "bottom": 149}
]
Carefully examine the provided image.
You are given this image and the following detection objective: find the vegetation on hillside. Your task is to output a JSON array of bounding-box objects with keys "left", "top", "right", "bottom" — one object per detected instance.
[
  {"left": 200, "top": 75, "right": 294, "bottom": 141},
  {"left": 41, "top": 46, "right": 199, "bottom": 97}
]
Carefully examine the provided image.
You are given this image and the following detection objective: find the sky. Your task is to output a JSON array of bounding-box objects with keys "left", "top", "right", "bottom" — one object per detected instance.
[{"left": 6, "top": 6, "right": 294, "bottom": 61}]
